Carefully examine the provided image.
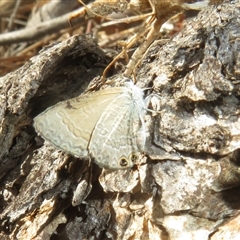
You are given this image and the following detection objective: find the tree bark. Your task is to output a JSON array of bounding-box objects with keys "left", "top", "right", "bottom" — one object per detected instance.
[{"left": 0, "top": 1, "right": 240, "bottom": 239}]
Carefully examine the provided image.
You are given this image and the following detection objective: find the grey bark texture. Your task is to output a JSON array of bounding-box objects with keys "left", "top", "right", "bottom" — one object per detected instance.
[{"left": 0, "top": 1, "right": 240, "bottom": 239}]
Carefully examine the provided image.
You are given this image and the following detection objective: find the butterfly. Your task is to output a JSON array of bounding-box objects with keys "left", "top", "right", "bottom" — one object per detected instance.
[{"left": 34, "top": 82, "right": 146, "bottom": 169}]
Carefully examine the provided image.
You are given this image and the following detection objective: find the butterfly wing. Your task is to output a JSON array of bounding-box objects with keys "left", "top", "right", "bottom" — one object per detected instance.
[
  {"left": 34, "top": 88, "right": 124, "bottom": 157},
  {"left": 89, "top": 86, "right": 145, "bottom": 169}
]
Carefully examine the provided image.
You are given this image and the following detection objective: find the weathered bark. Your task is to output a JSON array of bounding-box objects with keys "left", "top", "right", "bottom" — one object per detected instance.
[{"left": 0, "top": 1, "right": 240, "bottom": 239}]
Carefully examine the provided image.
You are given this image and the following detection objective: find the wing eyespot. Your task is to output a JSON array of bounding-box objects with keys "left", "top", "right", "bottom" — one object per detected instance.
[
  {"left": 118, "top": 157, "right": 130, "bottom": 168},
  {"left": 129, "top": 153, "right": 138, "bottom": 164},
  {"left": 118, "top": 153, "right": 139, "bottom": 168}
]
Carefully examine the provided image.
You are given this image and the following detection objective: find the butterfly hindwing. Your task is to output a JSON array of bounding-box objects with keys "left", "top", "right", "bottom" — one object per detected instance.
[{"left": 89, "top": 84, "right": 146, "bottom": 169}]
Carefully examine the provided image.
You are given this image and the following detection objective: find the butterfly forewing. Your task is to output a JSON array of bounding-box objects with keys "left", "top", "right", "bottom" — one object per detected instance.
[{"left": 34, "top": 88, "right": 125, "bottom": 157}]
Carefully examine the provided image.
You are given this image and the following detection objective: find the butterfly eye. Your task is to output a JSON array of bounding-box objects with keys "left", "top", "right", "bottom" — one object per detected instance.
[{"left": 118, "top": 157, "right": 130, "bottom": 168}]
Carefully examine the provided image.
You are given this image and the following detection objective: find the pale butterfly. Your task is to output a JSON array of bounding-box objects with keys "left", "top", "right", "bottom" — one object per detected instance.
[{"left": 34, "top": 81, "right": 146, "bottom": 169}]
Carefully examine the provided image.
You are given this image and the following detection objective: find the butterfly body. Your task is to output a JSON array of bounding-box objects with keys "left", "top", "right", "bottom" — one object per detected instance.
[{"left": 34, "top": 82, "right": 146, "bottom": 169}]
